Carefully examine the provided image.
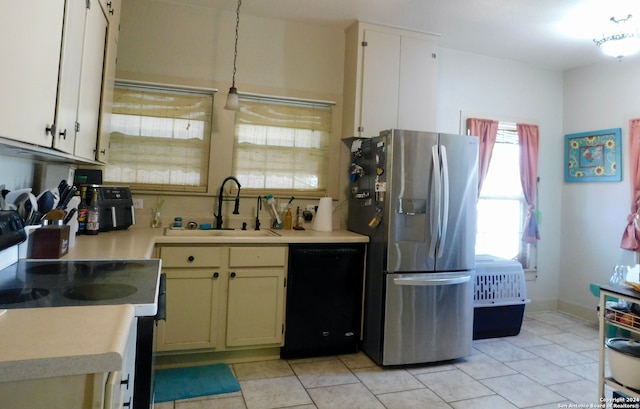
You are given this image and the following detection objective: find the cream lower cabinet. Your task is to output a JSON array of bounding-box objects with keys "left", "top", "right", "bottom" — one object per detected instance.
[
  {"left": 156, "top": 244, "right": 287, "bottom": 352},
  {"left": 156, "top": 246, "right": 223, "bottom": 351},
  {"left": 226, "top": 247, "right": 286, "bottom": 347}
]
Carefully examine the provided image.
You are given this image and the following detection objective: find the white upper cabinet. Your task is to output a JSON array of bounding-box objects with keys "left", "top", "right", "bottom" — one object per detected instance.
[
  {"left": 96, "top": 0, "right": 121, "bottom": 163},
  {"left": 397, "top": 35, "right": 438, "bottom": 132},
  {"left": 74, "top": 0, "right": 108, "bottom": 160},
  {"left": 53, "top": 0, "right": 87, "bottom": 154},
  {"left": 342, "top": 21, "right": 439, "bottom": 138},
  {"left": 359, "top": 28, "right": 401, "bottom": 139},
  {"left": 0, "top": 1, "right": 65, "bottom": 147},
  {"left": 1, "top": 1, "right": 119, "bottom": 163}
]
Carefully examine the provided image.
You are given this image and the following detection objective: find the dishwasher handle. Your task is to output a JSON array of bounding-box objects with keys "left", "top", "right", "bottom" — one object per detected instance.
[{"left": 393, "top": 274, "right": 470, "bottom": 286}]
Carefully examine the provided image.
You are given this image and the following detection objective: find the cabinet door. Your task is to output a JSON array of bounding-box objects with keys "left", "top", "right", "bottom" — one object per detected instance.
[
  {"left": 52, "top": 0, "right": 86, "bottom": 154},
  {"left": 0, "top": 1, "right": 64, "bottom": 146},
  {"left": 398, "top": 35, "right": 438, "bottom": 132},
  {"left": 226, "top": 269, "right": 285, "bottom": 347},
  {"left": 156, "top": 269, "right": 221, "bottom": 351},
  {"left": 96, "top": 25, "right": 117, "bottom": 162},
  {"left": 96, "top": 0, "right": 121, "bottom": 162},
  {"left": 359, "top": 28, "right": 400, "bottom": 137},
  {"left": 74, "top": 0, "right": 108, "bottom": 160}
]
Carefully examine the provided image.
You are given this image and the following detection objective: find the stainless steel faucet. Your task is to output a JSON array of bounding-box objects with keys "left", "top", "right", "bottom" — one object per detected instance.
[{"left": 215, "top": 176, "right": 241, "bottom": 229}]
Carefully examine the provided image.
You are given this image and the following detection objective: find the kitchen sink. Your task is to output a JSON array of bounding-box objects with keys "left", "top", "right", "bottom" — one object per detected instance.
[{"left": 164, "top": 228, "right": 281, "bottom": 237}]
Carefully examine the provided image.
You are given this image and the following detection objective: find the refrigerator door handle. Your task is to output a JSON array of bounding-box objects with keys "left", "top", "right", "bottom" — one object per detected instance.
[
  {"left": 438, "top": 145, "right": 450, "bottom": 258},
  {"left": 430, "top": 145, "right": 441, "bottom": 256},
  {"left": 393, "top": 274, "right": 470, "bottom": 286}
]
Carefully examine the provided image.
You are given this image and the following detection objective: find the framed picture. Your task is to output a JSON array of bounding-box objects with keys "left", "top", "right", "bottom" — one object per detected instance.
[{"left": 564, "top": 128, "right": 622, "bottom": 182}]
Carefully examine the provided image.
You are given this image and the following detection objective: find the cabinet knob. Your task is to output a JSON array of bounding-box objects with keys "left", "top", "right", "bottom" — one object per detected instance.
[
  {"left": 187, "top": 255, "right": 195, "bottom": 262},
  {"left": 123, "top": 397, "right": 132, "bottom": 408},
  {"left": 230, "top": 272, "right": 236, "bottom": 279},
  {"left": 213, "top": 272, "right": 219, "bottom": 278},
  {"left": 109, "top": 8, "right": 114, "bottom": 15},
  {"left": 59, "top": 129, "right": 67, "bottom": 140},
  {"left": 45, "top": 124, "right": 56, "bottom": 136},
  {"left": 107, "top": 1, "right": 112, "bottom": 7}
]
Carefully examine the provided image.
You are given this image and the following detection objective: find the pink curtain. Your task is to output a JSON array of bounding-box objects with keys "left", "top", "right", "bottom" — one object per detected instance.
[
  {"left": 466, "top": 118, "right": 498, "bottom": 196},
  {"left": 517, "top": 123, "right": 540, "bottom": 243},
  {"left": 621, "top": 119, "right": 640, "bottom": 250}
]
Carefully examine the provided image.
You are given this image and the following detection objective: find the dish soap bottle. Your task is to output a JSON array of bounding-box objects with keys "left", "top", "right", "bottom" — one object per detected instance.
[
  {"left": 85, "top": 189, "right": 100, "bottom": 235},
  {"left": 284, "top": 208, "right": 293, "bottom": 230}
]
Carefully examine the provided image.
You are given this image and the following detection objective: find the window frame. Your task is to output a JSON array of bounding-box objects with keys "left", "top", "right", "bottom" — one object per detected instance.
[{"left": 475, "top": 121, "right": 537, "bottom": 271}]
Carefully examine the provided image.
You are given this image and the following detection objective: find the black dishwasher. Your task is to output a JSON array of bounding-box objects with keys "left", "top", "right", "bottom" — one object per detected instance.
[{"left": 282, "top": 243, "right": 365, "bottom": 359}]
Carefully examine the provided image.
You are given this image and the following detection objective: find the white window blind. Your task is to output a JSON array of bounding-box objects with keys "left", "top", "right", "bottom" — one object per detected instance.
[
  {"left": 232, "top": 96, "right": 332, "bottom": 193},
  {"left": 105, "top": 82, "right": 214, "bottom": 192}
]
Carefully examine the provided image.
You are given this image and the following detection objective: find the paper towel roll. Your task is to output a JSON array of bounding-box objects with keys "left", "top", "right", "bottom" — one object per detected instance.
[{"left": 312, "top": 197, "right": 333, "bottom": 232}]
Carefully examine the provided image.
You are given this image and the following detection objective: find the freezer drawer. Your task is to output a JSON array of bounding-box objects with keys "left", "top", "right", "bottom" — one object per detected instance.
[{"left": 383, "top": 272, "right": 474, "bottom": 365}]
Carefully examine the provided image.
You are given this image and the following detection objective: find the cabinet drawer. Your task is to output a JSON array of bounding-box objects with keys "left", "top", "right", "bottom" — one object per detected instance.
[
  {"left": 229, "top": 247, "right": 286, "bottom": 267},
  {"left": 161, "top": 246, "right": 223, "bottom": 268}
]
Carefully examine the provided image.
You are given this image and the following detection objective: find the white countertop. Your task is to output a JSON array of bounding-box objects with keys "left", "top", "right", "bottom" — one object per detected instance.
[
  {"left": 0, "top": 304, "right": 134, "bottom": 382},
  {"left": 65, "top": 225, "right": 369, "bottom": 260}
]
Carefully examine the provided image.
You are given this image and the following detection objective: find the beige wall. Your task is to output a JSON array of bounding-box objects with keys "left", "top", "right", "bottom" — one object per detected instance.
[{"left": 116, "top": 0, "right": 349, "bottom": 227}]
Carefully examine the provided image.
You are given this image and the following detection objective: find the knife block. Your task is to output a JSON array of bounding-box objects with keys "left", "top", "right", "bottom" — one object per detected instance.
[{"left": 28, "top": 225, "right": 70, "bottom": 259}]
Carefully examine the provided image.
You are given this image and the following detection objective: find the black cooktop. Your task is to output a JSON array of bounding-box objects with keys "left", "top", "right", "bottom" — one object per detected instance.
[{"left": 0, "top": 259, "right": 160, "bottom": 315}]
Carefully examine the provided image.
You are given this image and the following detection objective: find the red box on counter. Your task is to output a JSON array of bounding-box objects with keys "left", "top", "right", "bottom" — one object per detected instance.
[{"left": 28, "top": 225, "right": 70, "bottom": 259}]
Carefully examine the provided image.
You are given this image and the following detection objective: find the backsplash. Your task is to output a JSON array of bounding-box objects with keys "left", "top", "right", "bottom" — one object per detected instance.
[{"left": 0, "top": 156, "right": 35, "bottom": 190}]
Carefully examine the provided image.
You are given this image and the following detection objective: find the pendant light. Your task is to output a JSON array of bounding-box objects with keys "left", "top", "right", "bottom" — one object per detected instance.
[{"left": 224, "top": 0, "right": 242, "bottom": 111}]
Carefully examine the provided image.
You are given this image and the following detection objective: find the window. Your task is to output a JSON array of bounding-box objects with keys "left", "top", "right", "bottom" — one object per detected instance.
[
  {"left": 104, "top": 82, "right": 214, "bottom": 192},
  {"left": 232, "top": 95, "right": 332, "bottom": 194},
  {"left": 476, "top": 123, "right": 537, "bottom": 269}
]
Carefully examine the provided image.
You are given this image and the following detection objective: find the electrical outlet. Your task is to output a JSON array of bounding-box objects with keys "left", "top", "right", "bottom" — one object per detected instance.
[{"left": 132, "top": 198, "right": 144, "bottom": 209}]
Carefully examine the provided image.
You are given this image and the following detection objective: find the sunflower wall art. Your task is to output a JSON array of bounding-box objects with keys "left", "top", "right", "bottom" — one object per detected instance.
[{"left": 564, "top": 128, "right": 622, "bottom": 182}]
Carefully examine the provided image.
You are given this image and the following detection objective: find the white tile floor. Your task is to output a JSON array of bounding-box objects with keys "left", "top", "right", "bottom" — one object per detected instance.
[{"left": 155, "top": 311, "right": 617, "bottom": 409}]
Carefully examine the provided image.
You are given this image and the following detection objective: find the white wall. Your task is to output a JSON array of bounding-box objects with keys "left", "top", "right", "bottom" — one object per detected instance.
[
  {"left": 561, "top": 59, "right": 640, "bottom": 318},
  {"left": 436, "top": 48, "right": 565, "bottom": 312}
]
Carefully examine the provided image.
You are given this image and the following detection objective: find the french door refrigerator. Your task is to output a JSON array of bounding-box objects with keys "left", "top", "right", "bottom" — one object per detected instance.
[{"left": 348, "top": 129, "right": 478, "bottom": 365}]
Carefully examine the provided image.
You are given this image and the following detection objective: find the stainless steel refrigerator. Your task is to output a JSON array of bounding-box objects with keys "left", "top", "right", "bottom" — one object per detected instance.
[{"left": 348, "top": 129, "right": 478, "bottom": 366}]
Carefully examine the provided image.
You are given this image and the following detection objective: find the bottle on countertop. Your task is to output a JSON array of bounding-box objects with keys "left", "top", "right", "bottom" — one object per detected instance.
[
  {"left": 85, "top": 189, "right": 100, "bottom": 235},
  {"left": 284, "top": 208, "right": 293, "bottom": 230},
  {"left": 76, "top": 186, "right": 88, "bottom": 234}
]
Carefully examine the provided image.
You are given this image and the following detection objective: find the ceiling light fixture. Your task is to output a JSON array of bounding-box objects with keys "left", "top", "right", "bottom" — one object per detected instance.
[
  {"left": 594, "top": 14, "right": 640, "bottom": 59},
  {"left": 224, "top": 0, "right": 242, "bottom": 111}
]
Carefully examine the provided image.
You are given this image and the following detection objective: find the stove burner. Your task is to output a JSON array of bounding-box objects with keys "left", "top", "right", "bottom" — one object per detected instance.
[
  {"left": 63, "top": 283, "right": 137, "bottom": 301},
  {"left": 25, "top": 263, "right": 71, "bottom": 275},
  {"left": 0, "top": 288, "right": 50, "bottom": 304}
]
